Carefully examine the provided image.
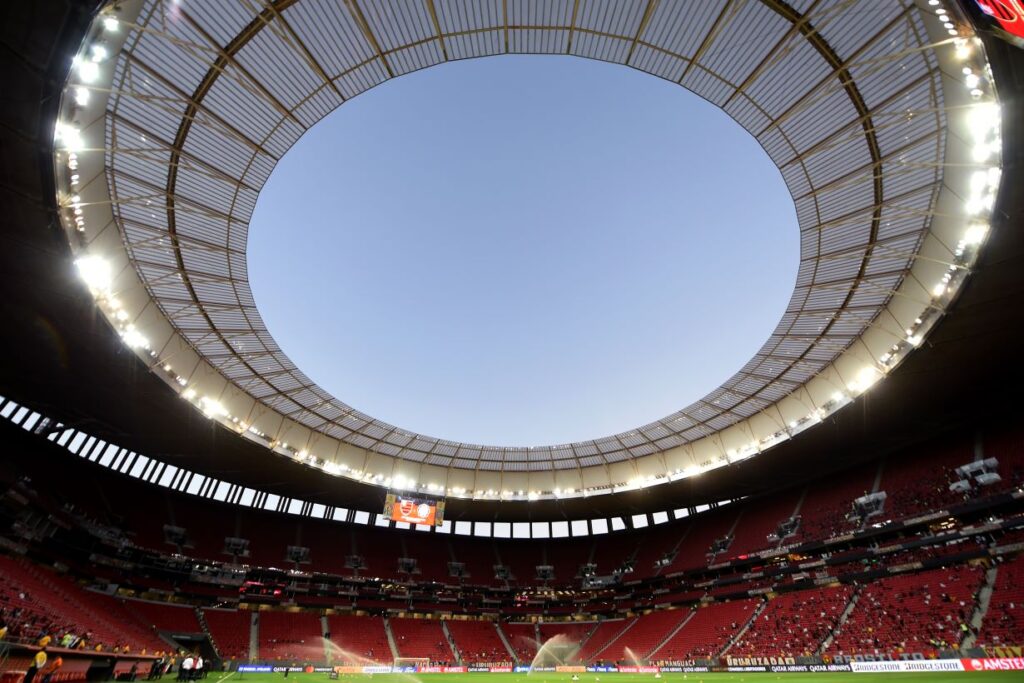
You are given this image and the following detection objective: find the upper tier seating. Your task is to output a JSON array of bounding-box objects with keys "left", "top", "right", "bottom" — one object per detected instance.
[
  {"left": 793, "top": 462, "right": 877, "bottom": 542},
  {"left": 662, "top": 506, "right": 743, "bottom": 573},
  {"left": 876, "top": 441, "right": 976, "bottom": 522},
  {"left": 726, "top": 491, "right": 802, "bottom": 558}
]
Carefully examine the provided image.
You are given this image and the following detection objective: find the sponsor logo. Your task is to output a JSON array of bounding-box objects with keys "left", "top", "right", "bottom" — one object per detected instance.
[
  {"left": 961, "top": 658, "right": 1024, "bottom": 671},
  {"left": 236, "top": 666, "right": 272, "bottom": 673},
  {"left": 851, "top": 660, "right": 965, "bottom": 673},
  {"left": 727, "top": 656, "right": 796, "bottom": 666}
]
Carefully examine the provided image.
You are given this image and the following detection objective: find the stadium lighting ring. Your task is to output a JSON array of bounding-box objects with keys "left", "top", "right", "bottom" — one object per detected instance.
[{"left": 54, "top": 0, "right": 1003, "bottom": 501}]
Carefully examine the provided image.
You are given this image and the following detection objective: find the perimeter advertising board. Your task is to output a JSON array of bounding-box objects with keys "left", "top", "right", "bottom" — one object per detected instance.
[
  {"left": 961, "top": 657, "right": 1024, "bottom": 671},
  {"left": 850, "top": 660, "right": 965, "bottom": 672}
]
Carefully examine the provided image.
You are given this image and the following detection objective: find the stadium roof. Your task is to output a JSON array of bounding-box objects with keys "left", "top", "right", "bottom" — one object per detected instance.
[{"left": 42, "top": 0, "right": 1005, "bottom": 499}]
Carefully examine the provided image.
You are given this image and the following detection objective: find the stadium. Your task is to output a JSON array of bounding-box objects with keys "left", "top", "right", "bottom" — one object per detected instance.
[{"left": 2, "top": 0, "right": 1024, "bottom": 682}]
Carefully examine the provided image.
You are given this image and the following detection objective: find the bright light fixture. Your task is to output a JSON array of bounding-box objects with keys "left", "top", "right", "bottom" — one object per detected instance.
[
  {"left": 200, "top": 398, "right": 227, "bottom": 418},
  {"left": 848, "top": 366, "right": 881, "bottom": 393},
  {"left": 77, "top": 59, "right": 100, "bottom": 83},
  {"left": 964, "top": 222, "right": 989, "bottom": 246},
  {"left": 968, "top": 103, "right": 1000, "bottom": 138},
  {"left": 121, "top": 325, "right": 149, "bottom": 349},
  {"left": 55, "top": 122, "right": 84, "bottom": 152},
  {"left": 75, "top": 255, "right": 111, "bottom": 293}
]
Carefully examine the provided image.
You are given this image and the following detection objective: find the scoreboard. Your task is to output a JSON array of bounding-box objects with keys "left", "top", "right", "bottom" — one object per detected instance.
[{"left": 384, "top": 493, "right": 445, "bottom": 526}]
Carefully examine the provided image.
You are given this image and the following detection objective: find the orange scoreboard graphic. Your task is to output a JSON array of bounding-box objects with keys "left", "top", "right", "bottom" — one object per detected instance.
[{"left": 384, "top": 494, "right": 445, "bottom": 526}]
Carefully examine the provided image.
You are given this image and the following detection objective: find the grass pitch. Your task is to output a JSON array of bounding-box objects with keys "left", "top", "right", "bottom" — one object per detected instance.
[{"left": 215, "top": 671, "right": 1024, "bottom": 683}]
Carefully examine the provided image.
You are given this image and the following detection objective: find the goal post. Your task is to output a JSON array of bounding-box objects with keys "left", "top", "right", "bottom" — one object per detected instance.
[{"left": 393, "top": 657, "right": 430, "bottom": 671}]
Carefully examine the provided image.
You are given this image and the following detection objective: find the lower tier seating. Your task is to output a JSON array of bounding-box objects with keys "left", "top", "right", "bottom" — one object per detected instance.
[
  {"left": 828, "top": 565, "right": 982, "bottom": 657},
  {"left": 258, "top": 610, "right": 324, "bottom": 662},
  {"left": 976, "top": 554, "right": 1024, "bottom": 648},
  {"left": 0, "top": 555, "right": 166, "bottom": 653},
  {"left": 325, "top": 614, "right": 391, "bottom": 664},
  {"left": 652, "top": 599, "right": 759, "bottom": 661},
  {"left": 730, "top": 585, "right": 853, "bottom": 657},
  {"left": 445, "top": 620, "right": 510, "bottom": 663},
  {"left": 202, "top": 608, "right": 251, "bottom": 660},
  {"left": 389, "top": 617, "right": 454, "bottom": 664}
]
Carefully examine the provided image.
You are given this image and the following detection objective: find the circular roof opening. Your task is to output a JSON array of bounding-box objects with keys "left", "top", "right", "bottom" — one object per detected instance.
[{"left": 248, "top": 56, "right": 798, "bottom": 446}]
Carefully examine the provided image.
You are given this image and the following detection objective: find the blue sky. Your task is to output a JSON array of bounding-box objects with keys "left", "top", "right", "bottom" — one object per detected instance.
[{"left": 248, "top": 56, "right": 798, "bottom": 446}]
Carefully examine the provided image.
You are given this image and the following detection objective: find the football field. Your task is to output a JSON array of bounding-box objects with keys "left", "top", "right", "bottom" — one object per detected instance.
[{"left": 214, "top": 671, "right": 1024, "bottom": 683}]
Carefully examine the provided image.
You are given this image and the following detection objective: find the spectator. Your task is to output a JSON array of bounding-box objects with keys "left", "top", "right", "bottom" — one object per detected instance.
[
  {"left": 24, "top": 648, "right": 47, "bottom": 683},
  {"left": 40, "top": 656, "right": 63, "bottom": 683}
]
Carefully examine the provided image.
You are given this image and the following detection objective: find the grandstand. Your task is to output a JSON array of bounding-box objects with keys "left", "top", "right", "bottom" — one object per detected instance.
[{"left": 1, "top": 0, "right": 1024, "bottom": 681}]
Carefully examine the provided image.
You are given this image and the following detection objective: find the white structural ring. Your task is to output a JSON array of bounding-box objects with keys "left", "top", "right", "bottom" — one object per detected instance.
[{"left": 55, "top": 0, "right": 1003, "bottom": 500}]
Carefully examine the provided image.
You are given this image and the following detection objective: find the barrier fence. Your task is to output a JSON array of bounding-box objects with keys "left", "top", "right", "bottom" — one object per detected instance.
[{"left": 231, "top": 657, "right": 1024, "bottom": 674}]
